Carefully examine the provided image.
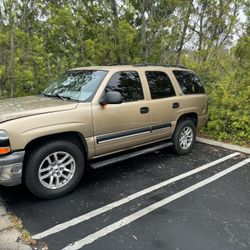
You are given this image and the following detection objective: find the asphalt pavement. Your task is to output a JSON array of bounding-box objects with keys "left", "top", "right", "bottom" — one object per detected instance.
[{"left": 0, "top": 142, "right": 249, "bottom": 250}]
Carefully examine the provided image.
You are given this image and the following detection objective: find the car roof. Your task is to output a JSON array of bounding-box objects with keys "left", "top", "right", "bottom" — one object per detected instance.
[{"left": 69, "top": 65, "right": 191, "bottom": 72}]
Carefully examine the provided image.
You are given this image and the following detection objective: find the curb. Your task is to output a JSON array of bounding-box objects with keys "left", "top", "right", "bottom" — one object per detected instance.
[
  {"left": 196, "top": 137, "right": 250, "bottom": 155},
  {"left": 0, "top": 199, "right": 31, "bottom": 250}
]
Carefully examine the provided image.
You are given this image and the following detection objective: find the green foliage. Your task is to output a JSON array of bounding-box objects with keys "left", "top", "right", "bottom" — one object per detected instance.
[
  {"left": 184, "top": 43, "right": 250, "bottom": 145},
  {"left": 205, "top": 74, "right": 250, "bottom": 145}
]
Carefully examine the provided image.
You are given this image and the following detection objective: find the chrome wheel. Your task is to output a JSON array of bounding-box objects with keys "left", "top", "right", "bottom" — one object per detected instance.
[
  {"left": 179, "top": 126, "right": 193, "bottom": 150},
  {"left": 38, "top": 151, "right": 76, "bottom": 190}
]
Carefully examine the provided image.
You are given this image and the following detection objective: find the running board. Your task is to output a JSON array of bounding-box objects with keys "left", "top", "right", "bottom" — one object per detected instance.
[{"left": 91, "top": 142, "right": 173, "bottom": 170}]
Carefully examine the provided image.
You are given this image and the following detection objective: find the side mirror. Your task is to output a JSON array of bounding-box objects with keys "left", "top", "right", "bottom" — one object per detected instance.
[{"left": 99, "top": 91, "right": 123, "bottom": 105}]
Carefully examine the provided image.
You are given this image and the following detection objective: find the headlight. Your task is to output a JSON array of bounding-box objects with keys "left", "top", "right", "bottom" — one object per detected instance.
[{"left": 0, "top": 130, "right": 11, "bottom": 155}]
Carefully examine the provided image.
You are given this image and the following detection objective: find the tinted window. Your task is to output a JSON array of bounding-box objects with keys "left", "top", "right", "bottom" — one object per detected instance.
[
  {"left": 145, "top": 71, "right": 175, "bottom": 99},
  {"left": 173, "top": 70, "right": 205, "bottom": 94},
  {"left": 106, "top": 71, "right": 144, "bottom": 102}
]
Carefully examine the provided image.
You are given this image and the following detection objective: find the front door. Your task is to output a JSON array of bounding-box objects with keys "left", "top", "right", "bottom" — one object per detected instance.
[{"left": 92, "top": 71, "right": 151, "bottom": 156}]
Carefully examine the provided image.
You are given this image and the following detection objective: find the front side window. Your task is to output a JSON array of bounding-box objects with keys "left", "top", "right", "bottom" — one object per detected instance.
[
  {"left": 173, "top": 70, "right": 205, "bottom": 94},
  {"left": 43, "top": 70, "right": 107, "bottom": 101},
  {"left": 106, "top": 71, "right": 144, "bottom": 102},
  {"left": 145, "top": 71, "right": 176, "bottom": 99}
]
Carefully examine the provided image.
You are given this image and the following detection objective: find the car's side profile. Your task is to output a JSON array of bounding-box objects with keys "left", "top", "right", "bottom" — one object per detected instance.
[{"left": 0, "top": 65, "right": 208, "bottom": 199}]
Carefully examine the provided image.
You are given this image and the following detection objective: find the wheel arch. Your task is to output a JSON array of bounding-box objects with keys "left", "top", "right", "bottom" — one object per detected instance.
[
  {"left": 176, "top": 112, "right": 198, "bottom": 128},
  {"left": 23, "top": 132, "right": 88, "bottom": 168}
]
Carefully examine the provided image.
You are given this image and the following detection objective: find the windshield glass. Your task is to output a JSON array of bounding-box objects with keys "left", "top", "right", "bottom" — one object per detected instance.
[{"left": 43, "top": 70, "right": 108, "bottom": 102}]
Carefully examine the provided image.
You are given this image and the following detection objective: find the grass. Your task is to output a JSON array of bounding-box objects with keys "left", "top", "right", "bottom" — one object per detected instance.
[
  {"left": 10, "top": 215, "right": 39, "bottom": 247},
  {"left": 198, "top": 130, "right": 250, "bottom": 148}
]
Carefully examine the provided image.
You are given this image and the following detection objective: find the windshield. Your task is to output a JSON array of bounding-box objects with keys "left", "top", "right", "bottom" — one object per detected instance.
[{"left": 43, "top": 70, "right": 108, "bottom": 102}]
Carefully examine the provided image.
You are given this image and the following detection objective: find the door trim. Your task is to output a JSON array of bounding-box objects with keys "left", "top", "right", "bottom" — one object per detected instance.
[
  {"left": 96, "top": 127, "right": 151, "bottom": 144},
  {"left": 96, "top": 122, "right": 172, "bottom": 144},
  {"left": 151, "top": 122, "right": 172, "bottom": 131}
]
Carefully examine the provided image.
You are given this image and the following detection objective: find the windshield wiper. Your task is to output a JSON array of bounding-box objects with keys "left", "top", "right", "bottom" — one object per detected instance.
[
  {"left": 42, "top": 93, "right": 78, "bottom": 102},
  {"left": 42, "top": 93, "right": 65, "bottom": 101},
  {"left": 42, "top": 93, "right": 67, "bottom": 101}
]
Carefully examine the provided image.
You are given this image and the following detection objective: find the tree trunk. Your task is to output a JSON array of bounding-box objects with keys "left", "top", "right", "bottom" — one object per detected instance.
[
  {"left": 47, "top": 53, "right": 51, "bottom": 80},
  {"left": 10, "top": 23, "right": 15, "bottom": 98},
  {"left": 176, "top": 1, "right": 192, "bottom": 65},
  {"left": 0, "top": 44, "right": 7, "bottom": 97},
  {"left": 0, "top": 11, "right": 7, "bottom": 98},
  {"left": 110, "top": 0, "right": 122, "bottom": 64},
  {"left": 141, "top": 0, "right": 147, "bottom": 63}
]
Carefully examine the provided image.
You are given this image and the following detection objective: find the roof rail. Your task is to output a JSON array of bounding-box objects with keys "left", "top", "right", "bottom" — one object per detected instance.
[
  {"left": 165, "top": 64, "right": 187, "bottom": 69},
  {"left": 107, "top": 64, "right": 128, "bottom": 66},
  {"left": 133, "top": 63, "right": 187, "bottom": 69}
]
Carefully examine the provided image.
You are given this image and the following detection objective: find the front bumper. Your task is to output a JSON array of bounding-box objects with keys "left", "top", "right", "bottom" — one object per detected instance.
[{"left": 0, "top": 151, "right": 25, "bottom": 186}]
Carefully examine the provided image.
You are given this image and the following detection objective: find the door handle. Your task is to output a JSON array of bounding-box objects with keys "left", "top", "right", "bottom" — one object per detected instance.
[
  {"left": 140, "top": 107, "right": 149, "bottom": 114},
  {"left": 172, "top": 102, "right": 179, "bottom": 109}
]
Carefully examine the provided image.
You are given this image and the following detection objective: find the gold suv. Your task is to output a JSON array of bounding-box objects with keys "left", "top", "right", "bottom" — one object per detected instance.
[{"left": 0, "top": 65, "right": 208, "bottom": 198}]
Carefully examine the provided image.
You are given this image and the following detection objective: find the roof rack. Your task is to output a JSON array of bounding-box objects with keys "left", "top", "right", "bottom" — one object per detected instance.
[
  {"left": 133, "top": 63, "right": 187, "bottom": 69},
  {"left": 107, "top": 63, "right": 129, "bottom": 66},
  {"left": 165, "top": 64, "right": 187, "bottom": 69}
]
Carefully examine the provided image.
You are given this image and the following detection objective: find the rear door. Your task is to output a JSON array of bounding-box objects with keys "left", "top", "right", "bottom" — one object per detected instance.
[
  {"left": 144, "top": 70, "right": 181, "bottom": 141},
  {"left": 92, "top": 70, "right": 151, "bottom": 156}
]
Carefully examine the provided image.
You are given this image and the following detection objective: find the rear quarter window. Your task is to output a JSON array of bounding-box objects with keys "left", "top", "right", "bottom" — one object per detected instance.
[{"left": 173, "top": 70, "right": 205, "bottom": 94}]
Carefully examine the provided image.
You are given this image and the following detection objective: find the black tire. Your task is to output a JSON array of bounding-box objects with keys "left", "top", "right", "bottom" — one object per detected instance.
[
  {"left": 171, "top": 119, "right": 196, "bottom": 155},
  {"left": 24, "top": 140, "right": 85, "bottom": 199}
]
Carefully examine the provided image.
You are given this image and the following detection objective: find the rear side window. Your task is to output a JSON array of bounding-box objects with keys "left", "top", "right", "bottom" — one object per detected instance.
[
  {"left": 145, "top": 71, "right": 175, "bottom": 99},
  {"left": 106, "top": 71, "right": 144, "bottom": 102},
  {"left": 173, "top": 70, "right": 205, "bottom": 94}
]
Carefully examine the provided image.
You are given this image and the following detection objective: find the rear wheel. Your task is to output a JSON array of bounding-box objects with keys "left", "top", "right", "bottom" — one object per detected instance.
[
  {"left": 24, "top": 140, "right": 85, "bottom": 199},
  {"left": 171, "top": 119, "right": 196, "bottom": 155}
]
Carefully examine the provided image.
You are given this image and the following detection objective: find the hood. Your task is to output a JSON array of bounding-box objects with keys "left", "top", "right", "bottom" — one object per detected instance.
[{"left": 0, "top": 96, "right": 78, "bottom": 123}]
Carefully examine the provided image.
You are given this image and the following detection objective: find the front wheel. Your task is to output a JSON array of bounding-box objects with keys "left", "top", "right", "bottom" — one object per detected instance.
[
  {"left": 171, "top": 119, "right": 196, "bottom": 155},
  {"left": 24, "top": 140, "right": 85, "bottom": 199}
]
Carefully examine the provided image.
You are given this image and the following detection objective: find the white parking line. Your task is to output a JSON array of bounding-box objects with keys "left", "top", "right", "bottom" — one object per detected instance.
[
  {"left": 63, "top": 158, "right": 250, "bottom": 250},
  {"left": 32, "top": 152, "right": 240, "bottom": 240}
]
